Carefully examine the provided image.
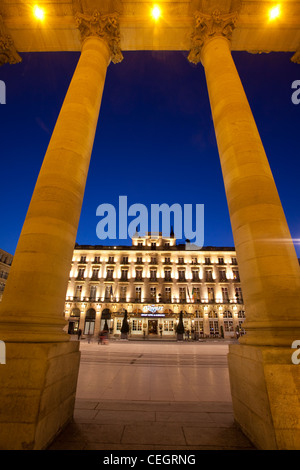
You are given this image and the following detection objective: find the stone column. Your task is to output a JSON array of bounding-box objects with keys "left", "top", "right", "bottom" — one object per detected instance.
[
  {"left": 189, "top": 9, "right": 300, "bottom": 348},
  {"left": 0, "top": 11, "right": 123, "bottom": 449},
  {"left": 189, "top": 9, "right": 300, "bottom": 449}
]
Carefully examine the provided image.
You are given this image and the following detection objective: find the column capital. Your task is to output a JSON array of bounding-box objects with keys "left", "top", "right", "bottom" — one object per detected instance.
[
  {"left": 0, "top": 16, "right": 22, "bottom": 66},
  {"left": 188, "top": 9, "right": 238, "bottom": 65},
  {"left": 75, "top": 10, "right": 123, "bottom": 64},
  {"left": 291, "top": 47, "right": 300, "bottom": 64}
]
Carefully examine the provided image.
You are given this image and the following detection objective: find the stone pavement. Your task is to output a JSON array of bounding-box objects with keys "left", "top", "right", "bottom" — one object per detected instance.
[{"left": 48, "top": 341, "right": 256, "bottom": 450}]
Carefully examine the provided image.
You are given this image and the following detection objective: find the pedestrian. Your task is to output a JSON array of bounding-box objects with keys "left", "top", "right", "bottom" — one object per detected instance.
[{"left": 77, "top": 328, "right": 82, "bottom": 341}]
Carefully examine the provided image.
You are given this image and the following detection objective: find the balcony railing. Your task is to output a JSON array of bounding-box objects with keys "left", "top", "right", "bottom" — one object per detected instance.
[{"left": 66, "top": 296, "right": 243, "bottom": 305}]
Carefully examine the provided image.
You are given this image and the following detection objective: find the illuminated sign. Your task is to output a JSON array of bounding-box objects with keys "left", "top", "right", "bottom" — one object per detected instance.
[{"left": 143, "top": 305, "right": 163, "bottom": 314}]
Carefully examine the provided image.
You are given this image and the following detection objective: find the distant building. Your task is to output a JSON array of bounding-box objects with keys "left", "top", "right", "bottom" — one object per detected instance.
[
  {"left": 0, "top": 249, "right": 13, "bottom": 301},
  {"left": 65, "top": 234, "right": 246, "bottom": 340}
]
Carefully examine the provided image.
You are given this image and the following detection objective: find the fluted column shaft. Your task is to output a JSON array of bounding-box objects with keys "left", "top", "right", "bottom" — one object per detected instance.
[
  {"left": 0, "top": 35, "right": 111, "bottom": 342},
  {"left": 198, "top": 29, "right": 300, "bottom": 346}
]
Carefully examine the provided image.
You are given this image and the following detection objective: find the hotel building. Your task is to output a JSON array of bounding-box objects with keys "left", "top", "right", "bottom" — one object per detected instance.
[
  {"left": 65, "top": 234, "right": 246, "bottom": 339},
  {"left": 0, "top": 249, "right": 13, "bottom": 302}
]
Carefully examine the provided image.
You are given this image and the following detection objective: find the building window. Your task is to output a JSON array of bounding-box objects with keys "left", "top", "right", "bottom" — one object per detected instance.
[
  {"left": 137, "top": 242, "right": 143, "bottom": 247},
  {"left": 121, "top": 269, "right": 128, "bottom": 281},
  {"left": 209, "top": 320, "right": 219, "bottom": 335},
  {"left": 195, "top": 310, "right": 203, "bottom": 318},
  {"left": 108, "top": 256, "right": 115, "bottom": 263},
  {"left": 105, "top": 285, "right": 113, "bottom": 299},
  {"left": 116, "top": 320, "right": 122, "bottom": 331},
  {"left": 135, "top": 269, "right": 143, "bottom": 281},
  {"left": 91, "top": 268, "right": 99, "bottom": 280},
  {"left": 208, "top": 287, "right": 215, "bottom": 302},
  {"left": 193, "top": 287, "right": 201, "bottom": 302},
  {"left": 84, "top": 308, "right": 96, "bottom": 335},
  {"left": 122, "top": 256, "right": 128, "bottom": 264},
  {"left": 223, "top": 310, "right": 233, "bottom": 318},
  {"left": 232, "top": 270, "right": 240, "bottom": 281},
  {"left": 150, "top": 287, "right": 156, "bottom": 299},
  {"left": 179, "top": 287, "right": 186, "bottom": 301},
  {"left": 164, "top": 257, "right": 171, "bottom": 264},
  {"left": 164, "top": 269, "right": 172, "bottom": 282},
  {"left": 235, "top": 287, "right": 243, "bottom": 303},
  {"left": 238, "top": 310, "right": 245, "bottom": 319},
  {"left": 80, "top": 256, "right": 86, "bottom": 263},
  {"left": 106, "top": 269, "right": 114, "bottom": 280},
  {"left": 74, "top": 285, "right": 82, "bottom": 300},
  {"left": 119, "top": 286, "right": 127, "bottom": 301},
  {"left": 165, "top": 287, "right": 172, "bottom": 301},
  {"left": 224, "top": 320, "right": 234, "bottom": 332},
  {"left": 94, "top": 256, "right": 100, "bottom": 263},
  {"left": 150, "top": 269, "right": 157, "bottom": 281},
  {"left": 136, "top": 256, "right": 143, "bottom": 264},
  {"left": 77, "top": 268, "right": 85, "bottom": 280},
  {"left": 231, "top": 257, "right": 237, "bottom": 265},
  {"left": 163, "top": 320, "right": 174, "bottom": 332},
  {"left": 204, "top": 257, "right": 211, "bottom": 265},
  {"left": 135, "top": 287, "right": 141, "bottom": 301},
  {"left": 205, "top": 270, "right": 213, "bottom": 282},
  {"left": 89, "top": 285, "right": 97, "bottom": 301},
  {"left": 191, "top": 257, "right": 198, "bottom": 265},
  {"left": 218, "top": 257, "right": 225, "bottom": 265},
  {"left": 219, "top": 269, "right": 227, "bottom": 282},
  {"left": 178, "top": 270, "right": 186, "bottom": 281},
  {"left": 192, "top": 270, "right": 200, "bottom": 281},
  {"left": 222, "top": 287, "right": 229, "bottom": 303},
  {"left": 132, "top": 320, "right": 142, "bottom": 331}
]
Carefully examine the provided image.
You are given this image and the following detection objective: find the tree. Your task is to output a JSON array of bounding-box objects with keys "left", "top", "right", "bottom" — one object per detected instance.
[
  {"left": 176, "top": 311, "right": 185, "bottom": 340},
  {"left": 121, "top": 311, "right": 129, "bottom": 338}
]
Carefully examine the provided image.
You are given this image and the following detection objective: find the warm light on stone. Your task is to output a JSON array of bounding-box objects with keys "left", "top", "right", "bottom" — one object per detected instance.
[
  {"left": 151, "top": 5, "right": 161, "bottom": 21},
  {"left": 269, "top": 4, "right": 281, "bottom": 21},
  {"left": 33, "top": 5, "right": 45, "bottom": 21}
]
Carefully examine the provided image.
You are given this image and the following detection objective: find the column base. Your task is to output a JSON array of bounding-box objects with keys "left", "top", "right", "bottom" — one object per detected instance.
[
  {"left": 228, "top": 344, "right": 300, "bottom": 450},
  {"left": 0, "top": 341, "right": 80, "bottom": 449}
]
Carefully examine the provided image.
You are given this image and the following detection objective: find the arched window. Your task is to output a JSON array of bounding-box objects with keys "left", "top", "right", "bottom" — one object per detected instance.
[
  {"left": 84, "top": 308, "right": 96, "bottom": 335},
  {"left": 68, "top": 308, "right": 80, "bottom": 334},
  {"left": 223, "top": 310, "right": 233, "bottom": 318}
]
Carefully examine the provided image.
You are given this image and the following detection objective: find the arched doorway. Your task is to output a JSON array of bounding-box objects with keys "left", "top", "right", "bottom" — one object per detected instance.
[
  {"left": 68, "top": 307, "right": 80, "bottom": 334},
  {"left": 84, "top": 308, "right": 96, "bottom": 335},
  {"left": 101, "top": 308, "right": 111, "bottom": 332}
]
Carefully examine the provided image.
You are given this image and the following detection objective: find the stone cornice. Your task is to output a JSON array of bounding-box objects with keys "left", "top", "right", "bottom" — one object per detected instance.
[
  {"left": 0, "top": 16, "right": 22, "bottom": 66},
  {"left": 75, "top": 10, "right": 123, "bottom": 64},
  {"left": 188, "top": 9, "right": 238, "bottom": 64}
]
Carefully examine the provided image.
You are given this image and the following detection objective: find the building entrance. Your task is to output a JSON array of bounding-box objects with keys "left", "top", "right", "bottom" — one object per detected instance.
[{"left": 148, "top": 320, "right": 158, "bottom": 335}]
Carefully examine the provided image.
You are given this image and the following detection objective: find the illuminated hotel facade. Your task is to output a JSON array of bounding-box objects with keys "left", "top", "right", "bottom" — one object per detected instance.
[
  {"left": 0, "top": 249, "right": 13, "bottom": 302},
  {"left": 65, "top": 234, "right": 246, "bottom": 339}
]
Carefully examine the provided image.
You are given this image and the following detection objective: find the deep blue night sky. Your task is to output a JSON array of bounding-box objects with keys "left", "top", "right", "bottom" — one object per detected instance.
[{"left": 0, "top": 50, "right": 299, "bottom": 256}]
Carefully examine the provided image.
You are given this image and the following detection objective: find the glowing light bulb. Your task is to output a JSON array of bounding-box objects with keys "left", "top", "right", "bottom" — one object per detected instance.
[
  {"left": 269, "top": 4, "right": 281, "bottom": 21},
  {"left": 33, "top": 5, "right": 45, "bottom": 21},
  {"left": 151, "top": 5, "right": 161, "bottom": 21}
]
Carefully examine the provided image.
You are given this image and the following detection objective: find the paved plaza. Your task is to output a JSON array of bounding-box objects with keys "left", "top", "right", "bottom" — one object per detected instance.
[{"left": 48, "top": 340, "right": 255, "bottom": 450}]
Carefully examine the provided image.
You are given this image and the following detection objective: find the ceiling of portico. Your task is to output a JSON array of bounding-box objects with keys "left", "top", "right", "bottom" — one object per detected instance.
[{"left": 0, "top": 0, "right": 299, "bottom": 54}]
